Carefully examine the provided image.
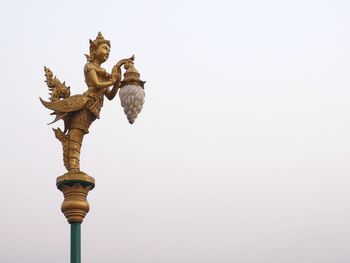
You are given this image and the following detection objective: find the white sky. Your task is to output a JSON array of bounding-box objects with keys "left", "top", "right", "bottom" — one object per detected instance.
[{"left": 0, "top": 0, "right": 350, "bottom": 262}]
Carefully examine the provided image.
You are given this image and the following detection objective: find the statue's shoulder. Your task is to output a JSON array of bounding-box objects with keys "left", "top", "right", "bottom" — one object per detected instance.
[{"left": 84, "top": 62, "right": 97, "bottom": 73}]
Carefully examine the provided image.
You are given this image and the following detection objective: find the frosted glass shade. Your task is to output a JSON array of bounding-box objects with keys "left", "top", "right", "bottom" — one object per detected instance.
[{"left": 119, "top": 84, "right": 145, "bottom": 124}]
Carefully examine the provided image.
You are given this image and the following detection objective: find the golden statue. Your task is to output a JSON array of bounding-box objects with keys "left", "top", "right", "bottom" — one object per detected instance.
[{"left": 40, "top": 32, "right": 145, "bottom": 173}]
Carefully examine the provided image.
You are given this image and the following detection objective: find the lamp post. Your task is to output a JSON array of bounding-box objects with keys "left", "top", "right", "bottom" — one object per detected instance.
[{"left": 40, "top": 32, "right": 145, "bottom": 262}]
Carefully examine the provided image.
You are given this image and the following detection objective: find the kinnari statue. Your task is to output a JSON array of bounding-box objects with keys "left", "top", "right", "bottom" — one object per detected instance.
[{"left": 40, "top": 32, "right": 145, "bottom": 173}]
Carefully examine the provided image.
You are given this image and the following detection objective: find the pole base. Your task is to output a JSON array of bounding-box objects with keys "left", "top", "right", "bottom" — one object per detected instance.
[{"left": 57, "top": 171, "right": 95, "bottom": 224}]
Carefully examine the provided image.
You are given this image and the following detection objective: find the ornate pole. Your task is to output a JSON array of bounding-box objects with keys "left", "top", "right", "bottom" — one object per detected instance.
[{"left": 57, "top": 172, "right": 95, "bottom": 263}]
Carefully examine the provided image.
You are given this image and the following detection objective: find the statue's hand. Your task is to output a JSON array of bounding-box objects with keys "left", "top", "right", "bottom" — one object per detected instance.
[
  {"left": 111, "top": 56, "right": 134, "bottom": 85},
  {"left": 111, "top": 71, "right": 119, "bottom": 85}
]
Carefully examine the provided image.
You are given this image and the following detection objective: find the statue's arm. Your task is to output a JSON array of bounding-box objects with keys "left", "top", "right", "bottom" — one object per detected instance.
[
  {"left": 105, "top": 65, "right": 122, "bottom": 100},
  {"left": 86, "top": 69, "right": 115, "bottom": 89},
  {"left": 105, "top": 83, "right": 119, "bottom": 101}
]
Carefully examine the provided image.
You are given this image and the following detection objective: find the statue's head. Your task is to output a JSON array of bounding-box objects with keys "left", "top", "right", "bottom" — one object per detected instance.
[{"left": 85, "top": 32, "right": 111, "bottom": 63}]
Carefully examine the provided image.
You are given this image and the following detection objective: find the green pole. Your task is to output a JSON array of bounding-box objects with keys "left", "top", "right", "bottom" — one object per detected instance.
[{"left": 71, "top": 223, "right": 81, "bottom": 263}]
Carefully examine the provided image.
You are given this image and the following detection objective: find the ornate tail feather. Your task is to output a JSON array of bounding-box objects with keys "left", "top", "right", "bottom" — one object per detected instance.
[
  {"left": 44, "top": 66, "right": 71, "bottom": 102},
  {"left": 53, "top": 128, "right": 69, "bottom": 170}
]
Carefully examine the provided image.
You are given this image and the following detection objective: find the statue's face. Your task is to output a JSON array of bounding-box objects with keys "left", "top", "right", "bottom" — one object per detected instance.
[{"left": 95, "top": 43, "right": 110, "bottom": 63}]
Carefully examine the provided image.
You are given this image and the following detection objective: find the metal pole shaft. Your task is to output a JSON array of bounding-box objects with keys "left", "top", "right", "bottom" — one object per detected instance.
[{"left": 71, "top": 223, "right": 81, "bottom": 263}]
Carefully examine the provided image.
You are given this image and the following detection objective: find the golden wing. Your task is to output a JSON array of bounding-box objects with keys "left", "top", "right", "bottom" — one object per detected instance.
[{"left": 40, "top": 94, "right": 89, "bottom": 113}]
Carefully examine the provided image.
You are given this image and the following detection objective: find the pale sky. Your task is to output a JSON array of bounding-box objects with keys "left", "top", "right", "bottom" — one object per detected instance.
[{"left": 0, "top": 0, "right": 350, "bottom": 262}]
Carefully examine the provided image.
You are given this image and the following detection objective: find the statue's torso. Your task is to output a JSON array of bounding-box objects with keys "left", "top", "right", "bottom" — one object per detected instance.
[{"left": 83, "top": 63, "right": 108, "bottom": 118}]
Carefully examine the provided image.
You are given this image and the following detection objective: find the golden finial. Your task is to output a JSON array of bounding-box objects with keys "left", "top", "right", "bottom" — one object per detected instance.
[{"left": 96, "top": 31, "right": 104, "bottom": 41}]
